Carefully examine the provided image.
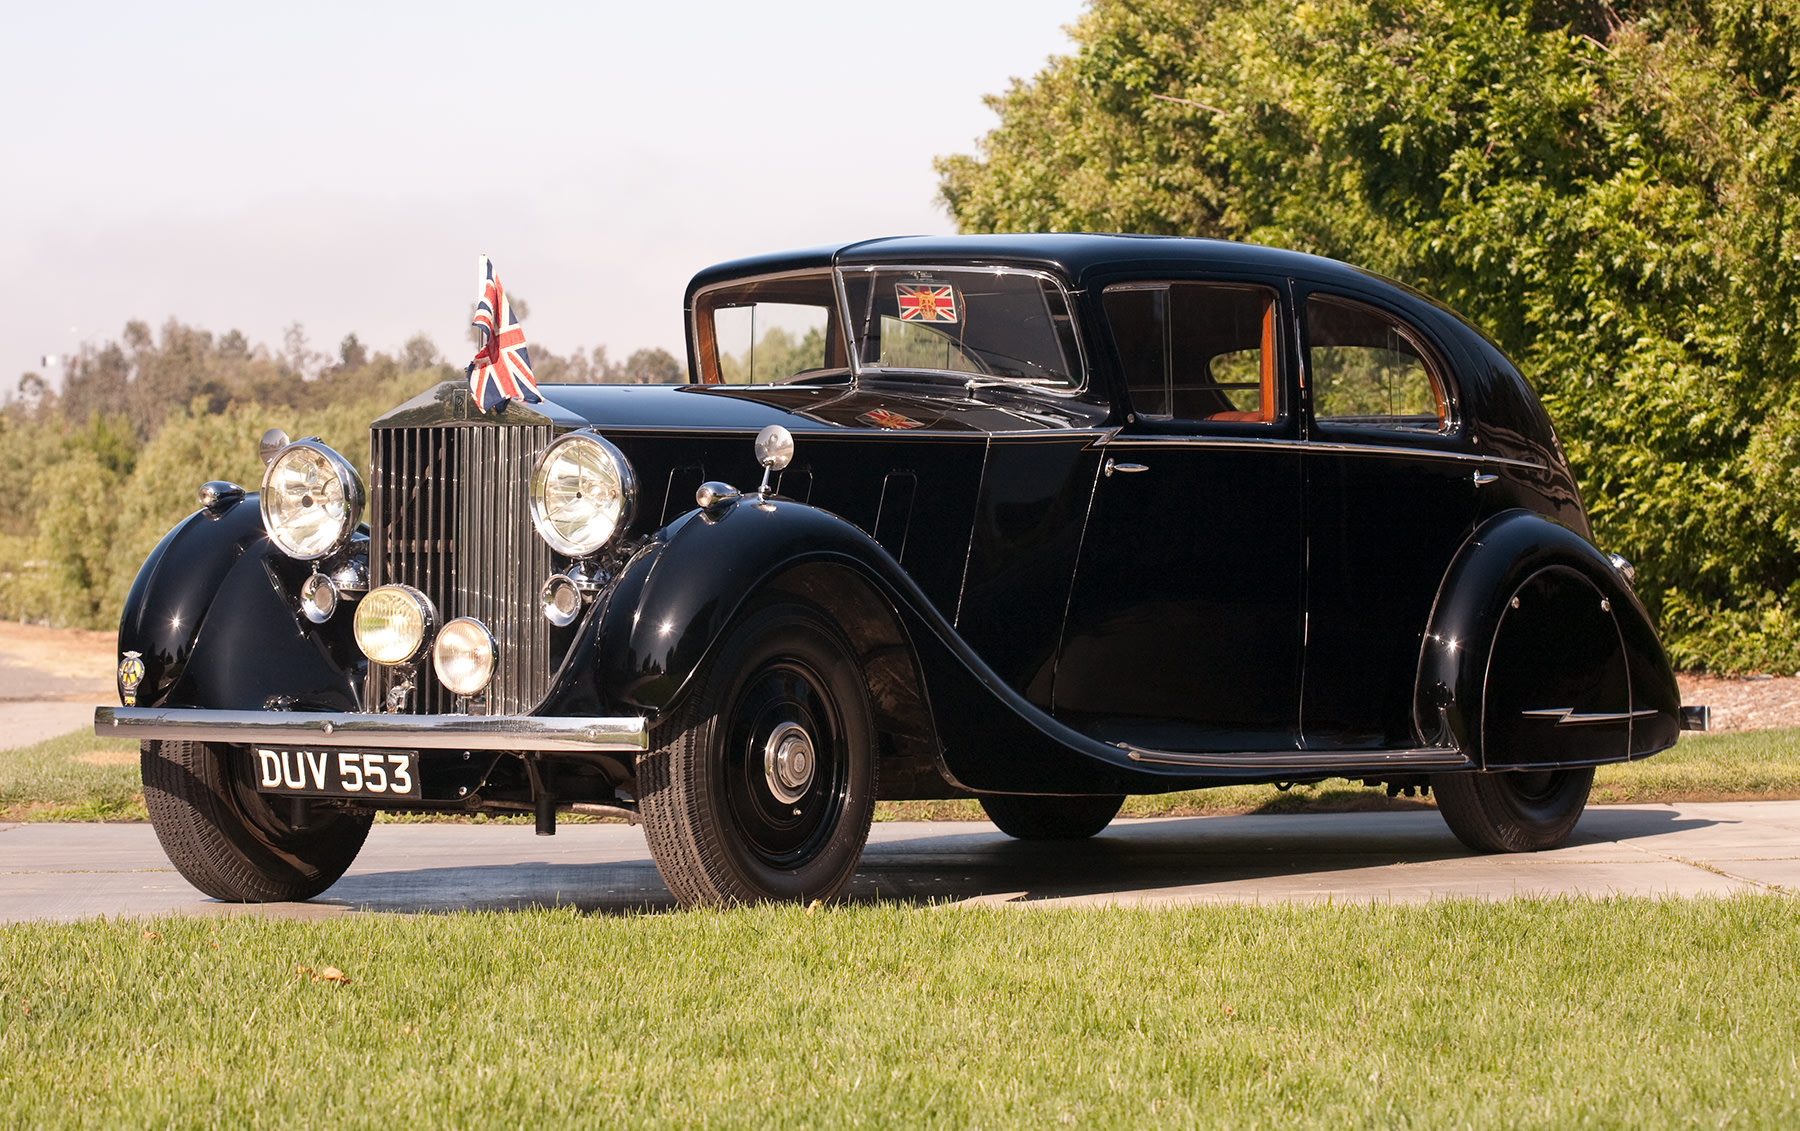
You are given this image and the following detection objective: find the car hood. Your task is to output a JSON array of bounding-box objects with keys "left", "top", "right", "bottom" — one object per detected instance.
[{"left": 370, "top": 379, "right": 1108, "bottom": 436}]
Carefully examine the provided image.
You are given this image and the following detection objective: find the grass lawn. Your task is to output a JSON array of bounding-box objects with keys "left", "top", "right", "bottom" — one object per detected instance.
[
  {"left": 7, "top": 726, "right": 1800, "bottom": 824},
  {"left": 0, "top": 728, "right": 143, "bottom": 821},
  {"left": 1, "top": 897, "right": 1796, "bottom": 1128}
]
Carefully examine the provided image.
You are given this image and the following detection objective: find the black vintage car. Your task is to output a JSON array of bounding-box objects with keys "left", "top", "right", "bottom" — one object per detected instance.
[{"left": 98, "top": 234, "right": 1706, "bottom": 906}]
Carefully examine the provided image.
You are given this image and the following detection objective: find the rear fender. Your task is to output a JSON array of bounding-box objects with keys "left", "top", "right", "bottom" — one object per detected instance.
[{"left": 1414, "top": 510, "right": 1680, "bottom": 767}]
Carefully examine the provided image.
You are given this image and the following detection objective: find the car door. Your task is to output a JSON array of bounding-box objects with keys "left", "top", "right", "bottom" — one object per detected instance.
[
  {"left": 1054, "top": 280, "right": 1305, "bottom": 753},
  {"left": 1297, "top": 288, "right": 1482, "bottom": 749}
]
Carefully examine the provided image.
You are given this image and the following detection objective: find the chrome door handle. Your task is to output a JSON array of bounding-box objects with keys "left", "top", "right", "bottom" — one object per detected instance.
[
  {"left": 1473, "top": 471, "right": 1499, "bottom": 486},
  {"left": 1105, "top": 459, "right": 1149, "bottom": 477}
]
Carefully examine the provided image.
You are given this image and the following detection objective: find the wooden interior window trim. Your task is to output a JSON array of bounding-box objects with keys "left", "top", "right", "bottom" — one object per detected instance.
[{"left": 1206, "top": 295, "right": 1279, "bottom": 423}]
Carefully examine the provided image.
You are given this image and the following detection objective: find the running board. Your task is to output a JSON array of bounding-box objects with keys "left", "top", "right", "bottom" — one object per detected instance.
[{"left": 1122, "top": 745, "right": 1469, "bottom": 771}]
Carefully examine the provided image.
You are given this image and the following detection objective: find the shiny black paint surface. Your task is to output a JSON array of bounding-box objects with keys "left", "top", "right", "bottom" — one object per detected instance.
[
  {"left": 124, "top": 234, "right": 1685, "bottom": 803},
  {"left": 1413, "top": 510, "right": 1679, "bottom": 765},
  {"left": 117, "top": 496, "right": 360, "bottom": 714},
  {"left": 1057, "top": 440, "right": 1304, "bottom": 752},
  {"left": 955, "top": 436, "right": 1104, "bottom": 704},
  {"left": 1301, "top": 446, "right": 1478, "bottom": 749}
]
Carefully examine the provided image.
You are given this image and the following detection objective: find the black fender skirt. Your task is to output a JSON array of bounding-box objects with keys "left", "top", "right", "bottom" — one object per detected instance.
[{"left": 1414, "top": 509, "right": 1681, "bottom": 768}]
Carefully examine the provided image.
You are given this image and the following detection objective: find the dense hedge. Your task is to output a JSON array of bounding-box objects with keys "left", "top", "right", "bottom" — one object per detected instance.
[{"left": 938, "top": 0, "right": 1800, "bottom": 672}]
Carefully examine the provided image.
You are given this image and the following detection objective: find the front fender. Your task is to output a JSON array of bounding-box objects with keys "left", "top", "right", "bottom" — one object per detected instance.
[
  {"left": 590, "top": 497, "right": 918, "bottom": 714},
  {"left": 1414, "top": 509, "right": 1680, "bottom": 766},
  {"left": 118, "top": 497, "right": 265, "bottom": 707},
  {"left": 119, "top": 494, "right": 363, "bottom": 713}
]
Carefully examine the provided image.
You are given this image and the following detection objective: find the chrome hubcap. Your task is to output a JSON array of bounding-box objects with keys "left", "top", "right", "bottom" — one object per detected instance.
[{"left": 764, "top": 722, "right": 815, "bottom": 805}]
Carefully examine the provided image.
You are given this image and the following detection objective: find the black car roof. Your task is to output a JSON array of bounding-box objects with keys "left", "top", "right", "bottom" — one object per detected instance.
[{"left": 682, "top": 233, "right": 1377, "bottom": 303}]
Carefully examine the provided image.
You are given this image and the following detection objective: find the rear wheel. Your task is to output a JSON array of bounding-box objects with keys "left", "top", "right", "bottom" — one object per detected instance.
[
  {"left": 639, "top": 600, "right": 877, "bottom": 906},
  {"left": 1431, "top": 767, "right": 1594, "bottom": 853},
  {"left": 980, "top": 793, "right": 1125, "bottom": 841},
  {"left": 141, "top": 739, "right": 372, "bottom": 901}
]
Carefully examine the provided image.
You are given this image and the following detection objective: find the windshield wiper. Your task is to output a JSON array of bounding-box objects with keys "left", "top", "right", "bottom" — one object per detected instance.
[{"left": 963, "top": 375, "right": 1060, "bottom": 392}]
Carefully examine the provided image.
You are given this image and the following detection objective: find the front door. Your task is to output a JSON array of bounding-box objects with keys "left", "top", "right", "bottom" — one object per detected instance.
[{"left": 1055, "top": 281, "right": 1304, "bottom": 753}]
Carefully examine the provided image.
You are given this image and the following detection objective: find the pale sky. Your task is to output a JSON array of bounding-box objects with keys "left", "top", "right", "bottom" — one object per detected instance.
[{"left": 2, "top": 1, "right": 1086, "bottom": 390}]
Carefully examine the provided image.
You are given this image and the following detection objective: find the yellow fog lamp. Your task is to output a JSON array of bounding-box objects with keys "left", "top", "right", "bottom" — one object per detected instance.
[
  {"left": 353, "top": 585, "right": 437, "bottom": 665},
  {"left": 433, "top": 617, "right": 497, "bottom": 697}
]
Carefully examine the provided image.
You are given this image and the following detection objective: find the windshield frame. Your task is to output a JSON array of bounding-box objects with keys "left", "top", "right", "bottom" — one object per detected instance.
[
  {"left": 689, "top": 268, "right": 851, "bottom": 387},
  {"left": 834, "top": 263, "right": 1089, "bottom": 396}
]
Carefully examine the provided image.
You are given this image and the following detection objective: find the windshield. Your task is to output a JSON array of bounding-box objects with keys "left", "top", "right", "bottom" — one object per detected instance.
[{"left": 839, "top": 268, "right": 1082, "bottom": 390}]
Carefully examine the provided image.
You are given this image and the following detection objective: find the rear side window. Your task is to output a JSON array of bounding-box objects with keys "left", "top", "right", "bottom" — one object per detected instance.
[
  {"left": 1306, "top": 296, "right": 1448, "bottom": 431},
  {"left": 1102, "top": 283, "right": 1280, "bottom": 424}
]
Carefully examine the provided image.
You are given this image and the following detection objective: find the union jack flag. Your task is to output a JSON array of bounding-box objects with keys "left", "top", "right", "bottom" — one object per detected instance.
[
  {"left": 466, "top": 255, "right": 541, "bottom": 411},
  {"left": 896, "top": 283, "right": 958, "bottom": 323}
]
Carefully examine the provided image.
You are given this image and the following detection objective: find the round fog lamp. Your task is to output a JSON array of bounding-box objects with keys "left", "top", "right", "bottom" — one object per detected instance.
[
  {"left": 433, "top": 618, "right": 496, "bottom": 697},
  {"left": 540, "top": 574, "right": 582, "bottom": 627},
  {"left": 299, "top": 573, "right": 339, "bottom": 624},
  {"left": 353, "top": 585, "right": 436, "bottom": 664}
]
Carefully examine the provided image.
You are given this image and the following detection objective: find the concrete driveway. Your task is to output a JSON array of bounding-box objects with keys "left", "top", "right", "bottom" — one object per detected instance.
[
  {"left": 3, "top": 623, "right": 1795, "bottom": 921},
  {"left": 2, "top": 801, "right": 1795, "bottom": 923}
]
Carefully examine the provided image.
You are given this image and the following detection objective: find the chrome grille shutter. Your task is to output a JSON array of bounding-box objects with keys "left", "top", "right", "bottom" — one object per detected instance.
[{"left": 367, "top": 423, "right": 554, "bottom": 714}]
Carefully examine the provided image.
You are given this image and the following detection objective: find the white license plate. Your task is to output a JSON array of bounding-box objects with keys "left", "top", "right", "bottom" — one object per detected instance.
[{"left": 253, "top": 748, "right": 421, "bottom": 799}]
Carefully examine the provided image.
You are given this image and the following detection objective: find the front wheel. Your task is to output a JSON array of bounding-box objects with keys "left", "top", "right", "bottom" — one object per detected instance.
[
  {"left": 141, "top": 740, "right": 373, "bottom": 901},
  {"left": 1431, "top": 767, "right": 1594, "bottom": 853},
  {"left": 638, "top": 600, "right": 877, "bottom": 906},
  {"left": 980, "top": 794, "right": 1125, "bottom": 840}
]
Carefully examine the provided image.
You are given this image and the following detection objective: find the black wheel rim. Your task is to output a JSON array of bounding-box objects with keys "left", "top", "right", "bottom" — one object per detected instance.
[
  {"left": 721, "top": 658, "right": 848, "bottom": 868},
  {"left": 1508, "top": 770, "right": 1566, "bottom": 804},
  {"left": 219, "top": 743, "right": 349, "bottom": 848}
]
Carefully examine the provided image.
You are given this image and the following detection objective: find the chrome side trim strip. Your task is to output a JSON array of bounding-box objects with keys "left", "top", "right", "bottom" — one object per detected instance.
[
  {"left": 577, "top": 424, "right": 1116, "bottom": 442},
  {"left": 96, "top": 707, "right": 649, "bottom": 753},
  {"left": 1124, "top": 745, "right": 1467, "bottom": 769},
  {"left": 1098, "top": 434, "right": 1544, "bottom": 471},
  {"left": 1520, "top": 708, "right": 1661, "bottom": 727}
]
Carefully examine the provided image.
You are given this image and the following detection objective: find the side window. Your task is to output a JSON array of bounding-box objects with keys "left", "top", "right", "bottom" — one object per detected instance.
[
  {"left": 1306, "top": 296, "right": 1447, "bottom": 431},
  {"left": 693, "top": 274, "right": 847, "bottom": 385},
  {"left": 1102, "top": 283, "right": 1280, "bottom": 424}
]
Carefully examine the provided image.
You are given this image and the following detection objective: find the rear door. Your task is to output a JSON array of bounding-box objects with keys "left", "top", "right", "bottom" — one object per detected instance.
[{"left": 1297, "top": 289, "right": 1481, "bottom": 749}]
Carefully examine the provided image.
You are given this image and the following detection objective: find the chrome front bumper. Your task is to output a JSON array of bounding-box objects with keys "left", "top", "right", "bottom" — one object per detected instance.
[{"left": 95, "top": 707, "right": 649, "bottom": 752}]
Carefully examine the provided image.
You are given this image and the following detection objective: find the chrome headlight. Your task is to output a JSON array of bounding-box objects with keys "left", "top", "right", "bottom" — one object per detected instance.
[
  {"left": 354, "top": 585, "right": 437, "bottom": 665},
  {"left": 260, "top": 440, "right": 364, "bottom": 561},
  {"left": 529, "top": 432, "right": 636, "bottom": 557}
]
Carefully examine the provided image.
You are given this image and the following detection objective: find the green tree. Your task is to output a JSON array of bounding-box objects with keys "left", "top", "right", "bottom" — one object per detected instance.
[{"left": 939, "top": 0, "right": 1800, "bottom": 671}]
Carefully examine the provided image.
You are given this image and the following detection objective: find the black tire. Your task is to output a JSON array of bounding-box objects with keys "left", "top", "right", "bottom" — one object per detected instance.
[
  {"left": 141, "top": 739, "right": 373, "bottom": 901},
  {"left": 638, "top": 600, "right": 877, "bottom": 906},
  {"left": 980, "top": 793, "right": 1125, "bottom": 840},
  {"left": 1431, "top": 767, "right": 1595, "bottom": 853}
]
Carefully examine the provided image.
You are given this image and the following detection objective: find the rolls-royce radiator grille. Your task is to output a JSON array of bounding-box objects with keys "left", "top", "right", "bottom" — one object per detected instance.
[{"left": 367, "top": 424, "right": 555, "bottom": 714}]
